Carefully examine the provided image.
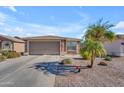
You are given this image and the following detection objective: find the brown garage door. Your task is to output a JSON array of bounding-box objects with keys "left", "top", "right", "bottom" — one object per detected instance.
[{"left": 29, "top": 41, "right": 60, "bottom": 55}]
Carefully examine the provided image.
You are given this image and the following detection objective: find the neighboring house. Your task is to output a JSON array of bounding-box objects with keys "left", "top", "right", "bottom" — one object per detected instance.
[
  {"left": 23, "top": 35, "right": 80, "bottom": 55},
  {"left": 104, "top": 34, "right": 124, "bottom": 56},
  {"left": 0, "top": 34, "right": 25, "bottom": 53}
]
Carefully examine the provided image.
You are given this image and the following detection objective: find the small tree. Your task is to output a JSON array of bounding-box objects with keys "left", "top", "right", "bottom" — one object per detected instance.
[
  {"left": 85, "top": 19, "right": 116, "bottom": 42},
  {"left": 80, "top": 19, "right": 116, "bottom": 68},
  {"left": 80, "top": 39, "right": 106, "bottom": 68}
]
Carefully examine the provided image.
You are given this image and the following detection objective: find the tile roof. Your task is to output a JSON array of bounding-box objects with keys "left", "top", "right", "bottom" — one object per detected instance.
[
  {"left": 116, "top": 34, "right": 124, "bottom": 39},
  {"left": 0, "top": 34, "right": 25, "bottom": 43},
  {"left": 23, "top": 35, "right": 81, "bottom": 41}
]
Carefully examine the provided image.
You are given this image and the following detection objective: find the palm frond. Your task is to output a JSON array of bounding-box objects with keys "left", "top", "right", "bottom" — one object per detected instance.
[{"left": 84, "top": 19, "right": 116, "bottom": 42}]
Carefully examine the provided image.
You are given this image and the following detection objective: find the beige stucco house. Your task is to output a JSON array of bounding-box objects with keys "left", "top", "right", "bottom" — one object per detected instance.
[
  {"left": 104, "top": 34, "right": 124, "bottom": 57},
  {"left": 23, "top": 35, "right": 80, "bottom": 55},
  {"left": 0, "top": 34, "right": 80, "bottom": 55},
  {"left": 0, "top": 34, "right": 25, "bottom": 53}
]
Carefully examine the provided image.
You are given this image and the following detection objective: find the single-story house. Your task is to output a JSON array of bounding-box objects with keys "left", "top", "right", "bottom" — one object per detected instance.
[
  {"left": 1, "top": 34, "right": 124, "bottom": 56},
  {"left": 104, "top": 34, "right": 124, "bottom": 57},
  {"left": 23, "top": 35, "right": 124, "bottom": 56},
  {"left": 23, "top": 35, "right": 81, "bottom": 55},
  {"left": 0, "top": 34, "right": 25, "bottom": 53}
]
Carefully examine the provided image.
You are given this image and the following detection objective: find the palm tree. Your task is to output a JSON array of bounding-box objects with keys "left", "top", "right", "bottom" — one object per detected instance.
[
  {"left": 81, "top": 39, "right": 106, "bottom": 68},
  {"left": 85, "top": 19, "right": 116, "bottom": 42},
  {"left": 80, "top": 19, "right": 116, "bottom": 68}
]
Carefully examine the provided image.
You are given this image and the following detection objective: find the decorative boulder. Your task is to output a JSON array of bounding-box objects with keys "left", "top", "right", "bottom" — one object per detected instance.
[{"left": 98, "top": 61, "right": 107, "bottom": 66}]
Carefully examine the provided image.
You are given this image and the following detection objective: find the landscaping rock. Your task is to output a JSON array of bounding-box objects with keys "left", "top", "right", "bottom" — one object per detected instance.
[{"left": 98, "top": 61, "right": 107, "bottom": 66}]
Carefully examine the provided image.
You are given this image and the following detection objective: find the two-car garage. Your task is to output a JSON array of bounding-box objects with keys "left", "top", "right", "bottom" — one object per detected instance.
[
  {"left": 24, "top": 35, "right": 80, "bottom": 55},
  {"left": 29, "top": 41, "right": 60, "bottom": 55}
]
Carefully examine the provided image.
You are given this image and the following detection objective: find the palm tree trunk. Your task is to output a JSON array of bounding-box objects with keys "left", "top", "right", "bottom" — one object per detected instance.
[
  {"left": 90, "top": 51, "right": 95, "bottom": 68},
  {"left": 90, "top": 57, "right": 94, "bottom": 68}
]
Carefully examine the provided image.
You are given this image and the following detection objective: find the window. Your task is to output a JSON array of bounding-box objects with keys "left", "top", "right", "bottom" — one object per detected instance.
[
  {"left": 67, "top": 42, "right": 77, "bottom": 51},
  {"left": 2, "top": 41, "right": 12, "bottom": 50}
]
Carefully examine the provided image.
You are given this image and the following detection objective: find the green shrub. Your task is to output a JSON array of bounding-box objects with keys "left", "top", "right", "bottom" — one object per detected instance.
[
  {"left": 2, "top": 51, "right": 21, "bottom": 58},
  {"left": 65, "top": 59, "right": 73, "bottom": 64},
  {"left": 80, "top": 51, "right": 91, "bottom": 60},
  {"left": 104, "top": 56, "right": 112, "bottom": 61},
  {"left": 0, "top": 55, "right": 6, "bottom": 62},
  {"left": 61, "top": 58, "right": 73, "bottom": 64},
  {"left": 2, "top": 50, "right": 9, "bottom": 56}
]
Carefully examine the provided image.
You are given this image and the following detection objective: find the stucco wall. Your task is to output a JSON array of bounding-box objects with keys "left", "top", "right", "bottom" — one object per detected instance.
[
  {"left": 0, "top": 42, "right": 1, "bottom": 49},
  {"left": 13, "top": 42, "right": 25, "bottom": 53},
  {"left": 104, "top": 40, "right": 124, "bottom": 56},
  {"left": 76, "top": 41, "right": 80, "bottom": 54},
  {"left": 60, "top": 40, "right": 67, "bottom": 55}
]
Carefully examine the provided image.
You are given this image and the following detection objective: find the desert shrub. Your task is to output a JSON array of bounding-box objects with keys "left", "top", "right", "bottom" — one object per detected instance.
[
  {"left": 0, "top": 55, "right": 6, "bottom": 62},
  {"left": 2, "top": 51, "right": 21, "bottom": 58},
  {"left": 104, "top": 56, "right": 112, "bottom": 61},
  {"left": 80, "top": 51, "right": 91, "bottom": 60},
  {"left": 1, "top": 50, "right": 9, "bottom": 56},
  {"left": 61, "top": 58, "right": 73, "bottom": 64}
]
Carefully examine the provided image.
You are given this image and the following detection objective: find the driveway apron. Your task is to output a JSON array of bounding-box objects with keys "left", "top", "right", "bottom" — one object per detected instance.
[{"left": 0, "top": 55, "right": 60, "bottom": 87}]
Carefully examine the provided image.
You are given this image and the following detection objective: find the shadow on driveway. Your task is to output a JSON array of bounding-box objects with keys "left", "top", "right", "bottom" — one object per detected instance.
[{"left": 30, "top": 62, "right": 89, "bottom": 76}]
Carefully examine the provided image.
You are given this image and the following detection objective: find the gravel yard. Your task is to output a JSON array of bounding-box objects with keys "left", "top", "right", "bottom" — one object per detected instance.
[{"left": 55, "top": 56, "right": 124, "bottom": 87}]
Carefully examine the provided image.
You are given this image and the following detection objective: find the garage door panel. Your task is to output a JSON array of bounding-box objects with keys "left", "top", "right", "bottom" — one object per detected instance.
[{"left": 29, "top": 41, "right": 60, "bottom": 55}]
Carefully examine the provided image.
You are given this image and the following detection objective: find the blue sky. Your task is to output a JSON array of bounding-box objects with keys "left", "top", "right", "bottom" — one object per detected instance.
[{"left": 0, "top": 6, "right": 124, "bottom": 38}]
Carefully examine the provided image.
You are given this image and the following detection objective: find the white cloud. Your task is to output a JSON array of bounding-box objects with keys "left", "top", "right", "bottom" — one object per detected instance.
[
  {"left": 4, "top": 28, "right": 12, "bottom": 32},
  {"left": 4, "top": 6, "right": 29, "bottom": 16},
  {"left": 24, "top": 33, "right": 38, "bottom": 37},
  {"left": 73, "top": 8, "right": 90, "bottom": 24},
  {"left": 7, "top": 6, "right": 17, "bottom": 12},
  {"left": 24, "top": 21, "right": 84, "bottom": 37},
  {"left": 0, "top": 12, "right": 6, "bottom": 26},
  {"left": 114, "top": 21, "right": 124, "bottom": 29},
  {"left": 0, "top": 32, "right": 8, "bottom": 35},
  {"left": 115, "top": 32, "right": 124, "bottom": 34},
  {"left": 75, "top": 28, "right": 87, "bottom": 38},
  {"left": 15, "top": 27, "right": 24, "bottom": 33},
  {"left": 0, "top": 22, "right": 4, "bottom": 26},
  {"left": 15, "top": 22, "right": 85, "bottom": 37},
  {"left": 0, "top": 11, "right": 85, "bottom": 38},
  {"left": 82, "top": 28, "right": 87, "bottom": 33},
  {"left": 77, "top": 12, "right": 89, "bottom": 23},
  {"left": 0, "top": 12, "right": 16, "bottom": 26}
]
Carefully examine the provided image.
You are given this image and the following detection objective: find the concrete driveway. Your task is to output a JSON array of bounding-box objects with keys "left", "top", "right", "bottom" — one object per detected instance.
[{"left": 0, "top": 55, "right": 61, "bottom": 87}]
